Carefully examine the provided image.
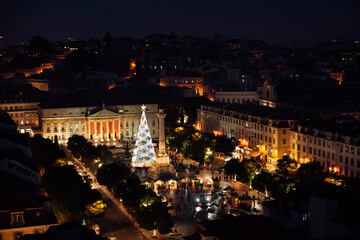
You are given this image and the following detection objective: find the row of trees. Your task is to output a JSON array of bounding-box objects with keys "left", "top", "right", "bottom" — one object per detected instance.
[
  {"left": 226, "top": 155, "right": 360, "bottom": 197},
  {"left": 42, "top": 165, "right": 106, "bottom": 222},
  {"left": 30, "top": 135, "right": 106, "bottom": 223},
  {"left": 166, "top": 126, "right": 237, "bottom": 164},
  {"left": 67, "top": 134, "right": 112, "bottom": 170},
  {"left": 31, "top": 134, "right": 67, "bottom": 172},
  {"left": 96, "top": 163, "right": 173, "bottom": 234},
  {"left": 224, "top": 156, "right": 333, "bottom": 197},
  {"left": 66, "top": 135, "right": 173, "bottom": 232}
]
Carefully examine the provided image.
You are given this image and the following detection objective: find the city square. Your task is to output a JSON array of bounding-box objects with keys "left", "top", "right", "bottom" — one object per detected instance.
[{"left": 1, "top": 2, "right": 360, "bottom": 239}]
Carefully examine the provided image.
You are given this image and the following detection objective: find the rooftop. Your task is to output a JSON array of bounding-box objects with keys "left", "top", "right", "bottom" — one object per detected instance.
[
  {"left": 202, "top": 102, "right": 303, "bottom": 121},
  {"left": 39, "top": 88, "right": 157, "bottom": 109},
  {"left": 296, "top": 116, "right": 360, "bottom": 139},
  {"left": 0, "top": 148, "right": 39, "bottom": 172},
  {"left": 0, "top": 189, "right": 45, "bottom": 212}
]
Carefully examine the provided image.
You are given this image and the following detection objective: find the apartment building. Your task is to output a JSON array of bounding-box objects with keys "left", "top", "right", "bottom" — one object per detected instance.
[
  {"left": 197, "top": 103, "right": 298, "bottom": 168},
  {"left": 0, "top": 99, "right": 40, "bottom": 134},
  {"left": 290, "top": 118, "right": 360, "bottom": 178}
]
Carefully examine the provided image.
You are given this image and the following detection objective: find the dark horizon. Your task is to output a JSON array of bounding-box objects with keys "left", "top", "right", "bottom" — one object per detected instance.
[{"left": 1, "top": 0, "right": 360, "bottom": 48}]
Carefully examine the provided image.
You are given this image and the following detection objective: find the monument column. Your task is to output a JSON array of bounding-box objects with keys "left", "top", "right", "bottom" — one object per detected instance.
[
  {"left": 156, "top": 109, "right": 169, "bottom": 165},
  {"left": 157, "top": 110, "right": 167, "bottom": 156}
]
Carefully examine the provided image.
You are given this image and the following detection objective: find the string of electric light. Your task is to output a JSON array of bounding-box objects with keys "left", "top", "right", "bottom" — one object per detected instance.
[{"left": 131, "top": 105, "right": 156, "bottom": 167}]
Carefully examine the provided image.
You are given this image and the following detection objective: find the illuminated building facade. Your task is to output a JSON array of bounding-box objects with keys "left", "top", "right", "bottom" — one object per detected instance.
[
  {"left": 26, "top": 79, "right": 50, "bottom": 92},
  {"left": 38, "top": 90, "right": 159, "bottom": 144},
  {"left": 0, "top": 62, "right": 54, "bottom": 79},
  {"left": 290, "top": 124, "right": 360, "bottom": 178},
  {"left": 0, "top": 99, "right": 39, "bottom": 134},
  {"left": 39, "top": 104, "right": 159, "bottom": 144},
  {"left": 159, "top": 70, "right": 203, "bottom": 96},
  {"left": 330, "top": 72, "right": 344, "bottom": 85},
  {"left": 197, "top": 103, "right": 297, "bottom": 168}
]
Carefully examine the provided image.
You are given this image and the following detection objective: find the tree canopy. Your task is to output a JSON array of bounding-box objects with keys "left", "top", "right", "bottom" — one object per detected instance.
[
  {"left": 224, "top": 157, "right": 264, "bottom": 186},
  {"left": 31, "top": 134, "right": 66, "bottom": 171},
  {"left": 42, "top": 165, "right": 105, "bottom": 221},
  {"left": 67, "top": 134, "right": 112, "bottom": 170},
  {"left": 252, "top": 170, "right": 275, "bottom": 196},
  {"left": 295, "top": 161, "right": 325, "bottom": 188},
  {"left": 96, "top": 163, "right": 173, "bottom": 233},
  {"left": 96, "top": 162, "right": 131, "bottom": 191},
  {"left": 214, "top": 135, "right": 236, "bottom": 156},
  {"left": 166, "top": 126, "right": 236, "bottom": 164},
  {"left": 276, "top": 156, "right": 298, "bottom": 180}
]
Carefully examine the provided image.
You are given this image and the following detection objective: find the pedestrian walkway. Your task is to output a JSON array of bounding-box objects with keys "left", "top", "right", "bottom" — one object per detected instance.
[{"left": 143, "top": 215, "right": 198, "bottom": 239}]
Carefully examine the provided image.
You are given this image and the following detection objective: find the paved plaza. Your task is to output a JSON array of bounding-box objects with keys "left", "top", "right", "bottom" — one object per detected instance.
[
  {"left": 144, "top": 153, "right": 269, "bottom": 239},
  {"left": 71, "top": 147, "right": 270, "bottom": 239}
]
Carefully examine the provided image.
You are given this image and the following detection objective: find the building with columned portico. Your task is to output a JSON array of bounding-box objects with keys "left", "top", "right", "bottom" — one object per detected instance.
[{"left": 38, "top": 89, "right": 159, "bottom": 144}]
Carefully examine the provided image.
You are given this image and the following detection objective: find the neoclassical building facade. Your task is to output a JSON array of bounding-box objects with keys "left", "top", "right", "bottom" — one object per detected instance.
[{"left": 39, "top": 103, "right": 159, "bottom": 144}]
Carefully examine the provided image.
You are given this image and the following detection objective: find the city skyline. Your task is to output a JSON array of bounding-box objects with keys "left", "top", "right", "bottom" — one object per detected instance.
[{"left": 1, "top": 0, "right": 360, "bottom": 47}]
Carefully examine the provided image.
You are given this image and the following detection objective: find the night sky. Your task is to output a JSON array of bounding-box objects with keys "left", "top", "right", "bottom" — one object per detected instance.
[{"left": 1, "top": 0, "right": 359, "bottom": 47}]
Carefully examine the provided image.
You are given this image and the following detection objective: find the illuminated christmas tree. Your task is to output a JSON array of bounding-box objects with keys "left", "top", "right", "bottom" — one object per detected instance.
[{"left": 131, "top": 105, "right": 156, "bottom": 167}]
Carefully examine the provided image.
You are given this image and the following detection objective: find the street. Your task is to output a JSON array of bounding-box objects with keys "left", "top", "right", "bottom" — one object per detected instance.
[
  {"left": 94, "top": 187, "right": 147, "bottom": 240},
  {"left": 64, "top": 149, "right": 149, "bottom": 240},
  {"left": 64, "top": 147, "right": 270, "bottom": 239}
]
